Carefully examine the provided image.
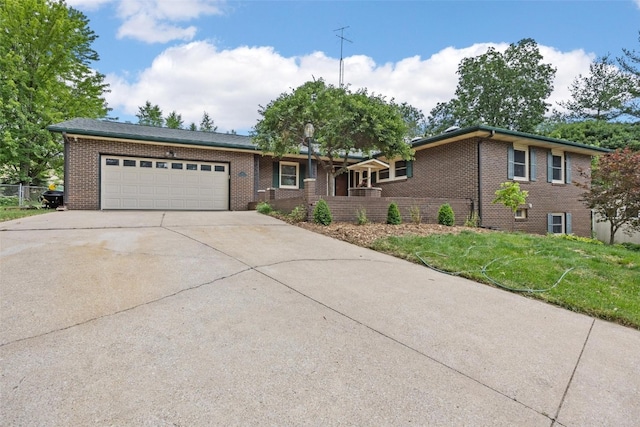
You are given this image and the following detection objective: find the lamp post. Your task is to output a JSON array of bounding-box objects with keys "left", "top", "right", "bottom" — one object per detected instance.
[{"left": 303, "top": 122, "right": 314, "bottom": 179}]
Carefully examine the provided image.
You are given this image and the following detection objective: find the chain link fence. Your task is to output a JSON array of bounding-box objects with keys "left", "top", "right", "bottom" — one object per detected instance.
[{"left": 0, "top": 184, "right": 49, "bottom": 207}]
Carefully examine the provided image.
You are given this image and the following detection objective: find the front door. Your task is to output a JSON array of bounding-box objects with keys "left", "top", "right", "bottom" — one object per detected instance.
[{"left": 335, "top": 173, "right": 348, "bottom": 196}]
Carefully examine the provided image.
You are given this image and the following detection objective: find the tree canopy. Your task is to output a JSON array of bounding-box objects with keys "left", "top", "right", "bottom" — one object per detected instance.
[
  {"left": 618, "top": 31, "right": 640, "bottom": 119},
  {"left": 252, "top": 79, "right": 414, "bottom": 195},
  {"left": 426, "top": 38, "right": 556, "bottom": 135},
  {"left": 0, "top": 0, "right": 109, "bottom": 184},
  {"left": 165, "top": 111, "right": 184, "bottom": 129},
  {"left": 557, "top": 55, "right": 635, "bottom": 122},
  {"left": 539, "top": 120, "right": 640, "bottom": 151},
  {"left": 136, "top": 101, "right": 164, "bottom": 127},
  {"left": 199, "top": 111, "right": 217, "bottom": 132}
]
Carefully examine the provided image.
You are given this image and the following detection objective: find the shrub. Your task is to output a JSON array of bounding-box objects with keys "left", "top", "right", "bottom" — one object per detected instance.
[
  {"left": 409, "top": 205, "right": 422, "bottom": 225},
  {"left": 437, "top": 203, "right": 455, "bottom": 226},
  {"left": 387, "top": 202, "right": 402, "bottom": 225},
  {"left": 0, "top": 196, "right": 19, "bottom": 207},
  {"left": 464, "top": 211, "right": 479, "bottom": 227},
  {"left": 620, "top": 242, "right": 640, "bottom": 252},
  {"left": 289, "top": 205, "right": 307, "bottom": 223},
  {"left": 256, "top": 202, "right": 273, "bottom": 214},
  {"left": 313, "top": 199, "right": 332, "bottom": 225},
  {"left": 356, "top": 208, "right": 368, "bottom": 225},
  {"left": 552, "top": 233, "right": 603, "bottom": 245}
]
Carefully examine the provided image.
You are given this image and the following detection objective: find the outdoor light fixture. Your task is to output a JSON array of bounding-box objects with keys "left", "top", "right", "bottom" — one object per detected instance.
[{"left": 303, "top": 123, "right": 314, "bottom": 179}]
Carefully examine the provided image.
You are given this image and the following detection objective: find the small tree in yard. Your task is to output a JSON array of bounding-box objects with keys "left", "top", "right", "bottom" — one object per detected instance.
[
  {"left": 313, "top": 199, "right": 333, "bottom": 226},
  {"left": 437, "top": 204, "right": 455, "bottom": 226},
  {"left": 578, "top": 148, "right": 640, "bottom": 244},
  {"left": 492, "top": 182, "right": 528, "bottom": 230},
  {"left": 387, "top": 202, "right": 402, "bottom": 225}
]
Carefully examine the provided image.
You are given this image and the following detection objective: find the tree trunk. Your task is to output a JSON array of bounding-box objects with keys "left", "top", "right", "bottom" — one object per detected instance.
[{"left": 609, "top": 221, "right": 617, "bottom": 245}]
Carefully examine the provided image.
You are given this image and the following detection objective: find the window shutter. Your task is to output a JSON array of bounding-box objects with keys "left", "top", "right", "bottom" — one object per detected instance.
[
  {"left": 566, "top": 213, "right": 572, "bottom": 234},
  {"left": 547, "top": 213, "right": 553, "bottom": 233},
  {"left": 565, "top": 153, "right": 571, "bottom": 184},
  {"left": 299, "top": 163, "right": 306, "bottom": 189},
  {"left": 547, "top": 151, "right": 553, "bottom": 183},
  {"left": 529, "top": 148, "right": 537, "bottom": 181},
  {"left": 507, "top": 146, "right": 514, "bottom": 179},
  {"left": 407, "top": 160, "right": 414, "bottom": 178},
  {"left": 272, "top": 162, "right": 279, "bottom": 188}
]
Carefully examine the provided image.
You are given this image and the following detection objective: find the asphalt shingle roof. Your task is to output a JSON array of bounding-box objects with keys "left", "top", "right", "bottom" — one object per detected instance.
[{"left": 47, "top": 118, "right": 258, "bottom": 151}]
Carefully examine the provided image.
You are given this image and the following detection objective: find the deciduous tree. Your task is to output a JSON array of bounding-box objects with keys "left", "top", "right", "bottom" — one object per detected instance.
[
  {"left": 578, "top": 148, "right": 640, "bottom": 244},
  {"left": 426, "top": 38, "right": 556, "bottom": 133},
  {"left": 618, "top": 31, "right": 640, "bottom": 119},
  {"left": 252, "top": 79, "right": 414, "bottom": 195},
  {"left": 0, "top": 0, "right": 109, "bottom": 184}
]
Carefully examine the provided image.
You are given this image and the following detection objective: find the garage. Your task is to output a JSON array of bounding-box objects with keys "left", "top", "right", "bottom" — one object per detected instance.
[{"left": 100, "top": 155, "right": 229, "bottom": 210}]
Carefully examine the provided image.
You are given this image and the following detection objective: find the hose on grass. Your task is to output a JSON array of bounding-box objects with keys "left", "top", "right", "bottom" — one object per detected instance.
[{"left": 415, "top": 249, "right": 575, "bottom": 293}]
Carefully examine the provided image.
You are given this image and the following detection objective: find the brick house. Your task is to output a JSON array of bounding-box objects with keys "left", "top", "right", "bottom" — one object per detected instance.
[{"left": 48, "top": 119, "right": 607, "bottom": 236}]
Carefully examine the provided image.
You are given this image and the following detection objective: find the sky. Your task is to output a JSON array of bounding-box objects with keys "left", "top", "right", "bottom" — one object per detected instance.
[{"left": 65, "top": 0, "right": 640, "bottom": 134}]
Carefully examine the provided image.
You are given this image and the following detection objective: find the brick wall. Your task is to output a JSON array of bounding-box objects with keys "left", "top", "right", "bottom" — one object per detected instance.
[
  {"left": 378, "top": 139, "right": 479, "bottom": 201},
  {"left": 66, "top": 137, "right": 255, "bottom": 210},
  {"left": 479, "top": 140, "right": 592, "bottom": 236}
]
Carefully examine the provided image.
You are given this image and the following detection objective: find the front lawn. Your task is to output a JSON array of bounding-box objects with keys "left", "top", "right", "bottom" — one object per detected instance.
[
  {"left": 371, "top": 231, "right": 640, "bottom": 329},
  {"left": 0, "top": 207, "right": 52, "bottom": 222}
]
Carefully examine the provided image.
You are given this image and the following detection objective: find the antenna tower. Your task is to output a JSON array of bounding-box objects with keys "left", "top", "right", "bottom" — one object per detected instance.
[{"left": 334, "top": 26, "right": 352, "bottom": 87}]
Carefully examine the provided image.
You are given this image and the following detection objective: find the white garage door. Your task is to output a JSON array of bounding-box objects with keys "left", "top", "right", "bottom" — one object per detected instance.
[{"left": 100, "top": 155, "right": 229, "bottom": 210}]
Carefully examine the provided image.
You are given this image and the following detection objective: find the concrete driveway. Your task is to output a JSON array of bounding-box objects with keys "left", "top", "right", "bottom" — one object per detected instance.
[{"left": 1, "top": 211, "right": 638, "bottom": 426}]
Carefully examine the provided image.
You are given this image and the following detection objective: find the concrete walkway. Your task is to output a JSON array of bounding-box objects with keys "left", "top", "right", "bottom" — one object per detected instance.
[{"left": 1, "top": 211, "right": 638, "bottom": 426}]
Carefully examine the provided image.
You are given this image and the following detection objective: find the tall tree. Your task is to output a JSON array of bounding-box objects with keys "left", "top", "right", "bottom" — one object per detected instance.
[
  {"left": 165, "top": 111, "right": 184, "bottom": 129},
  {"left": 540, "top": 120, "right": 640, "bottom": 151},
  {"left": 136, "top": 101, "right": 163, "bottom": 127},
  {"left": 0, "top": 0, "right": 109, "bottom": 185},
  {"left": 618, "top": 31, "right": 640, "bottom": 119},
  {"left": 427, "top": 38, "right": 556, "bottom": 133},
  {"left": 200, "top": 111, "right": 217, "bottom": 132},
  {"left": 188, "top": 122, "right": 198, "bottom": 131},
  {"left": 252, "top": 79, "right": 414, "bottom": 195},
  {"left": 578, "top": 148, "right": 640, "bottom": 244},
  {"left": 558, "top": 55, "right": 634, "bottom": 121},
  {"left": 397, "top": 102, "right": 427, "bottom": 140}
]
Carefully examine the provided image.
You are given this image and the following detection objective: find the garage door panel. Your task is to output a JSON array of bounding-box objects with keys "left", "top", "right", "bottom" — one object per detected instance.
[{"left": 101, "top": 156, "right": 229, "bottom": 211}]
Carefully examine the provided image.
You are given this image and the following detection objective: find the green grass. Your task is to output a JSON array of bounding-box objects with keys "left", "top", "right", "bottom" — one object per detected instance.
[
  {"left": 371, "top": 230, "right": 640, "bottom": 329},
  {"left": 0, "top": 207, "right": 52, "bottom": 222}
]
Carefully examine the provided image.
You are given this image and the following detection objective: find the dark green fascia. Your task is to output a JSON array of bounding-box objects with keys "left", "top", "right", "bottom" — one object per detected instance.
[{"left": 411, "top": 125, "right": 612, "bottom": 154}]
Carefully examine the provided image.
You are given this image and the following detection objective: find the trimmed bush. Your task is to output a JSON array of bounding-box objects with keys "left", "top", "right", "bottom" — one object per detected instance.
[
  {"left": 256, "top": 202, "right": 273, "bottom": 214},
  {"left": 437, "top": 203, "right": 455, "bottom": 226},
  {"left": 387, "top": 202, "right": 402, "bottom": 225},
  {"left": 313, "top": 199, "right": 333, "bottom": 226}
]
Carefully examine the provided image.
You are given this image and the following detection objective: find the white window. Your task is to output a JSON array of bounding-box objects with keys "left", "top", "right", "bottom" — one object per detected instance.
[
  {"left": 550, "top": 213, "right": 564, "bottom": 234},
  {"left": 376, "top": 159, "right": 408, "bottom": 182},
  {"left": 551, "top": 150, "right": 564, "bottom": 183},
  {"left": 513, "top": 144, "right": 529, "bottom": 181},
  {"left": 515, "top": 208, "right": 528, "bottom": 219},
  {"left": 279, "top": 162, "right": 299, "bottom": 189}
]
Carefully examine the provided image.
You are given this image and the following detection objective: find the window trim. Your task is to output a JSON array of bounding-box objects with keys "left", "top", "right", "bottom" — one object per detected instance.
[
  {"left": 279, "top": 161, "right": 300, "bottom": 189},
  {"left": 550, "top": 150, "right": 565, "bottom": 184},
  {"left": 376, "top": 159, "right": 409, "bottom": 183},
  {"left": 512, "top": 144, "right": 529, "bottom": 181},
  {"left": 550, "top": 213, "right": 565, "bottom": 234},
  {"left": 515, "top": 208, "right": 528, "bottom": 219}
]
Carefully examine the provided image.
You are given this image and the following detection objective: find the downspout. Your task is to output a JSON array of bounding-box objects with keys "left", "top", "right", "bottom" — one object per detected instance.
[
  {"left": 62, "top": 132, "right": 70, "bottom": 207},
  {"left": 477, "top": 139, "right": 482, "bottom": 226}
]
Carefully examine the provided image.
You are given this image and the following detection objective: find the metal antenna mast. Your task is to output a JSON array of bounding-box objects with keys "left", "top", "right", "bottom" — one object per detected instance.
[{"left": 334, "top": 26, "right": 352, "bottom": 87}]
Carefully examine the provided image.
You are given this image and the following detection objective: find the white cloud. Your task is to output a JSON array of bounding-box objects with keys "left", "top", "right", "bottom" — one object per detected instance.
[
  {"left": 115, "top": 0, "right": 224, "bottom": 43},
  {"left": 66, "top": 0, "right": 115, "bottom": 11},
  {"left": 105, "top": 41, "right": 595, "bottom": 133}
]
